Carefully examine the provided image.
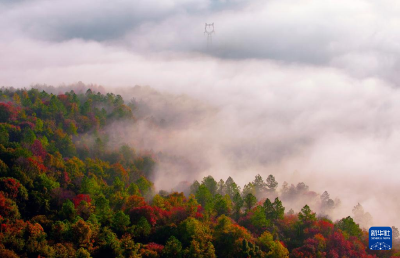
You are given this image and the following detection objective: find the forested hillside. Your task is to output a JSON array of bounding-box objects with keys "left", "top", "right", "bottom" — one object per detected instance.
[{"left": 0, "top": 87, "right": 398, "bottom": 258}]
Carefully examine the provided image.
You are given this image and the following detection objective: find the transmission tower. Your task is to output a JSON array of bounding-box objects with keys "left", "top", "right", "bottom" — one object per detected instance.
[{"left": 204, "top": 23, "right": 215, "bottom": 47}]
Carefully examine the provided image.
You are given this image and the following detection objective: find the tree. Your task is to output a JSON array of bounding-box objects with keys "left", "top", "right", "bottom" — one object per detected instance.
[
  {"left": 225, "top": 177, "right": 240, "bottom": 199},
  {"left": 120, "top": 234, "right": 141, "bottom": 257},
  {"left": 135, "top": 216, "right": 151, "bottom": 238},
  {"left": 66, "top": 121, "right": 78, "bottom": 136},
  {"left": 0, "top": 192, "right": 20, "bottom": 219},
  {"left": 186, "top": 239, "right": 216, "bottom": 258},
  {"left": 298, "top": 205, "right": 316, "bottom": 224},
  {"left": 0, "top": 177, "right": 28, "bottom": 200},
  {"left": 291, "top": 234, "right": 326, "bottom": 258},
  {"left": 321, "top": 191, "right": 330, "bottom": 203},
  {"left": 195, "top": 184, "right": 212, "bottom": 207},
  {"left": 0, "top": 103, "right": 16, "bottom": 122},
  {"left": 264, "top": 197, "right": 285, "bottom": 221},
  {"left": 72, "top": 219, "right": 93, "bottom": 249},
  {"left": 152, "top": 194, "right": 166, "bottom": 209},
  {"left": 75, "top": 248, "right": 91, "bottom": 258},
  {"left": 96, "top": 227, "right": 121, "bottom": 257},
  {"left": 125, "top": 195, "right": 146, "bottom": 210},
  {"left": 217, "top": 179, "right": 226, "bottom": 195},
  {"left": 30, "top": 139, "right": 47, "bottom": 160},
  {"left": 233, "top": 192, "right": 244, "bottom": 218},
  {"left": 94, "top": 195, "right": 112, "bottom": 224},
  {"left": 213, "top": 215, "right": 252, "bottom": 257},
  {"left": 258, "top": 231, "right": 289, "bottom": 258},
  {"left": 186, "top": 194, "right": 199, "bottom": 216},
  {"left": 202, "top": 176, "right": 217, "bottom": 196},
  {"left": 272, "top": 197, "right": 285, "bottom": 220},
  {"left": 189, "top": 180, "right": 200, "bottom": 195},
  {"left": 266, "top": 175, "right": 278, "bottom": 192},
  {"left": 252, "top": 174, "right": 267, "bottom": 197},
  {"left": 244, "top": 193, "right": 257, "bottom": 211},
  {"left": 136, "top": 176, "right": 153, "bottom": 198},
  {"left": 264, "top": 198, "right": 274, "bottom": 218},
  {"left": 80, "top": 177, "right": 100, "bottom": 195},
  {"left": 250, "top": 206, "right": 270, "bottom": 233},
  {"left": 13, "top": 93, "right": 21, "bottom": 105},
  {"left": 335, "top": 216, "right": 362, "bottom": 238},
  {"left": 73, "top": 194, "right": 92, "bottom": 208},
  {"left": 162, "top": 236, "right": 183, "bottom": 258},
  {"left": 22, "top": 128, "right": 36, "bottom": 144},
  {"left": 0, "top": 125, "right": 9, "bottom": 145},
  {"left": 296, "top": 182, "right": 309, "bottom": 193},
  {"left": 352, "top": 203, "right": 372, "bottom": 229},
  {"left": 59, "top": 199, "right": 76, "bottom": 221},
  {"left": 242, "top": 183, "right": 255, "bottom": 197},
  {"left": 111, "top": 211, "right": 131, "bottom": 233},
  {"left": 127, "top": 183, "right": 140, "bottom": 196},
  {"left": 237, "top": 239, "right": 262, "bottom": 258},
  {"left": 213, "top": 194, "right": 232, "bottom": 216},
  {"left": 21, "top": 91, "right": 32, "bottom": 107},
  {"left": 320, "top": 191, "right": 335, "bottom": 216}
]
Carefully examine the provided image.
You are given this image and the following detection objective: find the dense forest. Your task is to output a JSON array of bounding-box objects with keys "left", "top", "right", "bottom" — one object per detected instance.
[{"left": 0, "top": 87, "right": 399, "bottom": 258}]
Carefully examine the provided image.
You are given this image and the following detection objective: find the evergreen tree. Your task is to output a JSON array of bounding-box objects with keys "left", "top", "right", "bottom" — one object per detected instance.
[{"left": 266, "top": 174, "right": 278, "bottom": 192}]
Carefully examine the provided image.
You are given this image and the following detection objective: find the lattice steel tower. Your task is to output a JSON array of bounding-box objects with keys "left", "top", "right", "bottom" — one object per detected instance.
[{"left": 204, "top": 23, "right": 215, "bottom": 47}]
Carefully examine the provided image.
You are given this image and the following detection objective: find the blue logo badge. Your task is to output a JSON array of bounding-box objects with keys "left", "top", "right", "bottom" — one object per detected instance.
[{"left": 369, "top": 227, "right": 392, "bottom": 250}]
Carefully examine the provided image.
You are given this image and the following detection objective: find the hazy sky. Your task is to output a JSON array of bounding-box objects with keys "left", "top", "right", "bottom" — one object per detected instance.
[{"left": 1, "top": 0, "right": 400, "bottom": 226}]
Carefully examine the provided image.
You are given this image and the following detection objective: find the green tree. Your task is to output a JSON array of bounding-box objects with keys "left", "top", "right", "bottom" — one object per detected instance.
[
  {"left": 264, "top": 197, "right": 285, "bottom": 221},
  {"left": 238, "top": 239, "right": 262, "bottom": 258},
  {"left": 233, "top": 192, "right": 244, "bottom": 218},
  {"left": 80, "top": 177, "right": 100, "bottom": 195},
  {"left": 244, "top": 193, "right": 257, "bottom": 211},
  {"left": 217, "top": 179, "right": 226, "bottom": 195},
  {"left": 202, "top": 176, "right": 217, "bottom": 196},
  {"left": 97, "top": 227, "right": 121, "bottom": 257},
  {"left": 60, "top": 200, "right": 76, "bottom": 221},
  {"left": 335, "top": 216, "right": 362, "bottom": 238},
  {"left": 22, "top": 128, "right": 36, "bottom": 144},
  {"left": 21, "top": 91, "right": 32, "bottom": 107},
  {"left": 135, "top": 216, "right": 151, "bottom": 238},
  {"left": 162, "top": 236, "right": 183, "bottom": 258},
  {"left": 136, "top": 176, "right": 153, "bottom": 198},
  {"left": 251, "top": 206, "right": 270, "bottom": 231},
  {"left": 266, "top": 175, "right": 278, "bottom": 193},
  {"left": 213, "top": 194, "right": 232, "bottom": 216},
  {"left": 0, "top": 125, "right": 9, "bottom": 145},
  {"left": 195, "top": 184, "right": 212, "bottom": 208},
  {"left": 127, "top": 183, "right": 140, "bottom": 196},
  {"left": 298, "top": 205, "right": 316, "bottom": 224},
  {"left": 111, "top": 211, "right": 131, "bottom": 233},
  {"left": 258, "top": 231, "right": 289, "bottom": 258},
  {"left": 225, "top": 177, "right": 240, "bottom": 199},
  {"left": 94, "top": 195, "right": 112, "bottom": 224}
]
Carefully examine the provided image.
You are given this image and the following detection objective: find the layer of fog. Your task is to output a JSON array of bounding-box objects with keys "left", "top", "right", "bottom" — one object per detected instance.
[{"left": 2, "top": 0, "right": 400, "bottom": 228}]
